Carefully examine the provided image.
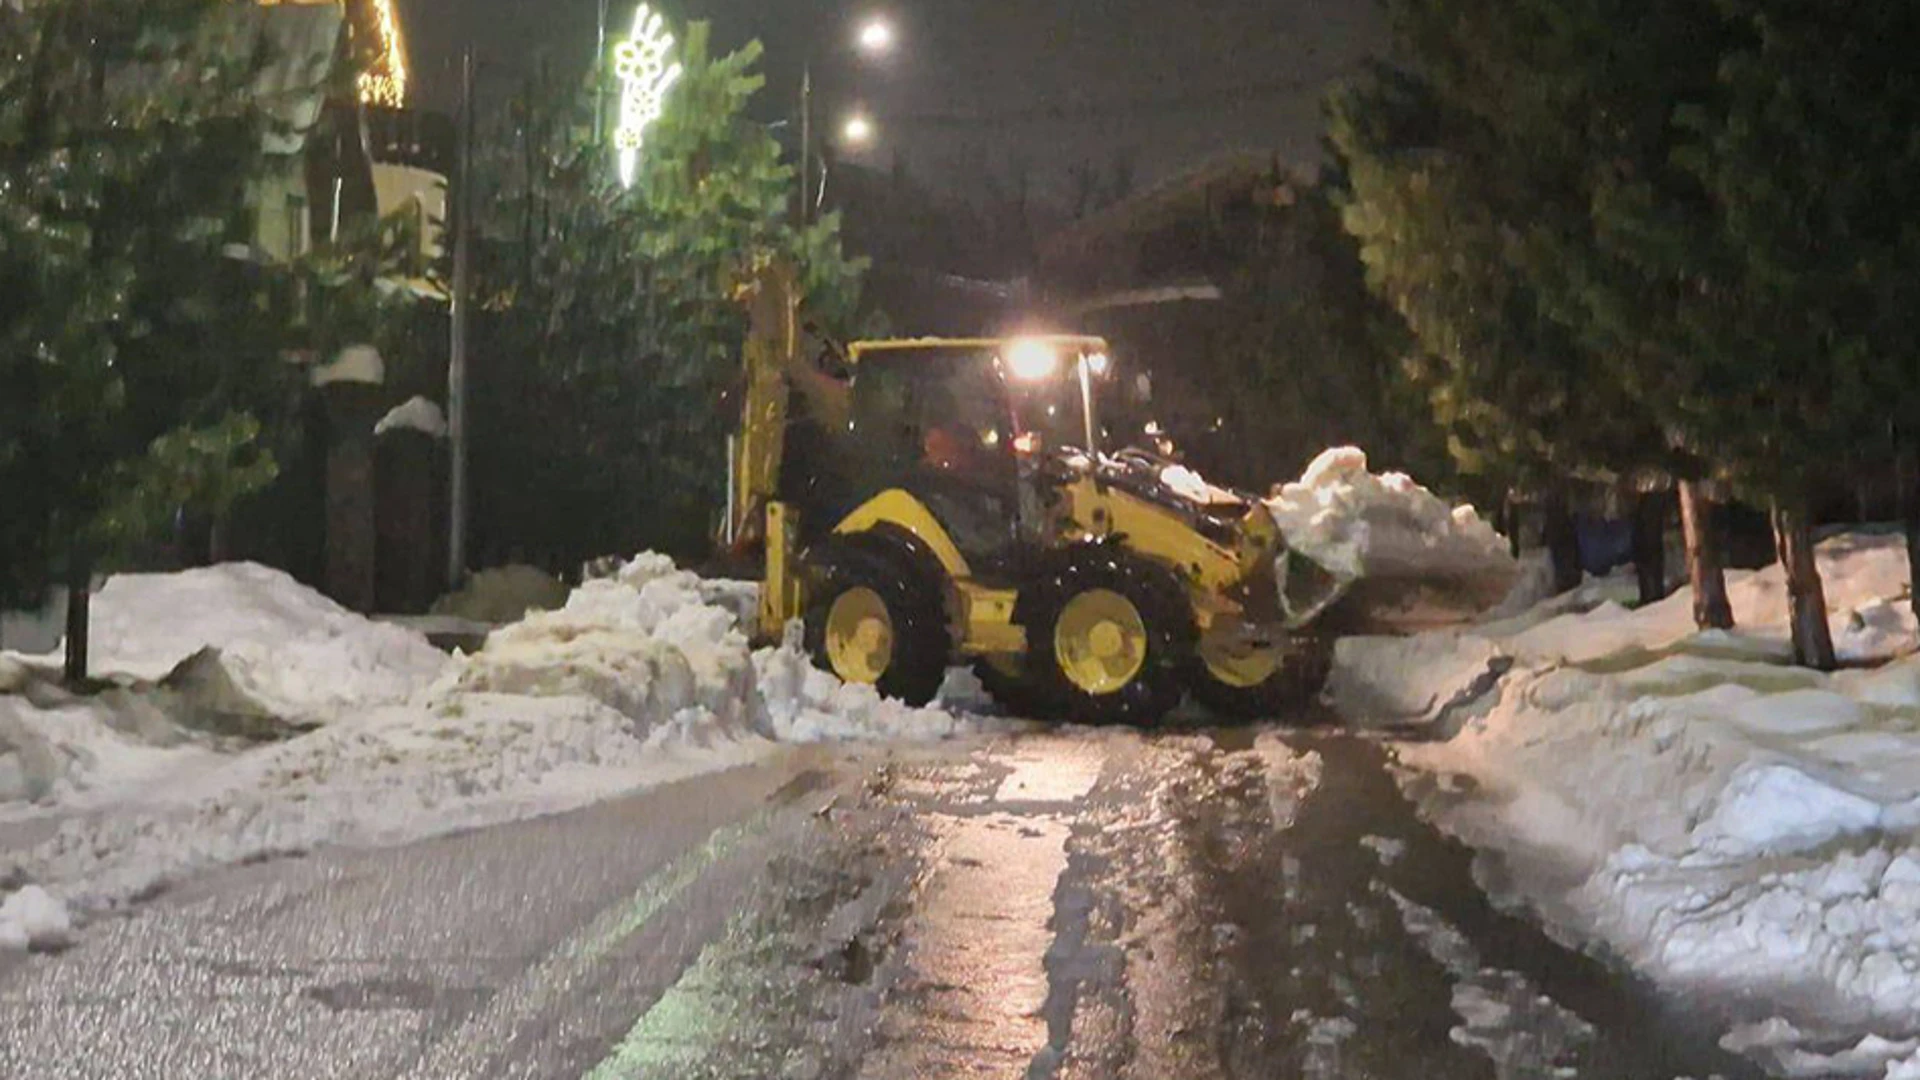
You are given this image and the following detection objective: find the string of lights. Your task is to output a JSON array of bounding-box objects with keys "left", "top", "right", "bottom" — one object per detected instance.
[
  {"left": 356, "top": 0, "right": 409, "bottom": 107},
  {"left": 612, "top": 6, "right": 683, "bottom": 187}
]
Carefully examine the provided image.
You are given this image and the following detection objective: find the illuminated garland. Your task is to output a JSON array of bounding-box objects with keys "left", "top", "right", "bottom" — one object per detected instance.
[
  {"left": 356, "top": 0, "right": 409, "bottom": 107},
  {"left": 613, "top": 5, "right": 682, "bottom": 187}
]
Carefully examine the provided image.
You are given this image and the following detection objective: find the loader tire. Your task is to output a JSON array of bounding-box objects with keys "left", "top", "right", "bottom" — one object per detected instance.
[
  {"left": 1025, "top": 552, "right": 1195, "bottom": 727},
  {"left": 804, "top": 541, "right": 951, "bottom": 707},
  {"left": 972, "top": 657, "right": 1055, "bottom": 719}
]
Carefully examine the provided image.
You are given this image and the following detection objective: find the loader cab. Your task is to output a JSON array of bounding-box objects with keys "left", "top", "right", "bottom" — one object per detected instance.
[
  {"left": 842, "top": 342, "right": 1024, "bottom": 559},
  {"left": 995, "top": 336, "right": 1118, "bottom": 460}
]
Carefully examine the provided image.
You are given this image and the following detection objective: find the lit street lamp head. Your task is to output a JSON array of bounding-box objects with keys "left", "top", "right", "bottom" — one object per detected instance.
[
  {"left": 857, "top": 17, "right": 895, "bottom": 55},
  {"left": 842, "top": 114, "right": 876, "bottom": 147}
]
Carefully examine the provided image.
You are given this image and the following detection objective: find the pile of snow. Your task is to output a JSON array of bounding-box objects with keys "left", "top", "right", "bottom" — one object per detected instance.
[
  {"left": 0, "top": 679, "right": 217, "bottom": 810},
  {"left": 0, "top": 886, "right": 71, "bottom": 952},
  {"left": 440, "top": 554, "right": 989, "bottom": 747},
  {"left": 1, "top": 552, "right": 1002, "bottom": 950},
  {"left": 1270, "top": 448, "right": 1514, "bottom": 585},
  {"left": 431, "top": 565, "right": 572, "bottom": 624},
  {"left": 6, "top": 694, "right": 771, "bottom": 927},
  {"left": 435, "top": 555, "right": 764, "bottom": 744},
  {"left": 54, "top": 563, "right": 448, "bottom": 724},
  {"left": 756, "top": 627, "right": 1004, "bottom": 743},
  {"left": 1335, "top": 530, "right": 1920, "bottom": 1071},
  {"left": 1330, "top": 533, "right": 1917, "bottom": 727}
]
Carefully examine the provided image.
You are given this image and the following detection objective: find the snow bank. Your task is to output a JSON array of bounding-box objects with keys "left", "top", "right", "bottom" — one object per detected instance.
[
  {"left": 431, "top": 565, "right": 571, "bottom": 624},
  {"left": 441, "top": 557, "right": 1002, "bottom": 747},
  {"left": 1336, "top": 533, "right": 1917, "bottom": 728},
  {"left": 756, "top": 631, "right": 1004, "bottom": 743},
  {"left": 56, "top": 563, "right": 448, "bottom": 723},
  {"left": 1, "top": 553, "right": 1004, "bottom": 947},
  {"left": 5, "top": 694, "right": 771, "bottom": 923},
  {"left": 1343, "top": 530, "right": 1920, "bottom": 1067},
  {"left": 436, "top": 558, "right": 763, "bottom": 744},
  {"left": 0, "top": 682, "right": 217, "bottom": 811},
  {"left": 0, "top": 886, "right": 70, "bottom": 952},
  {"left": 1270, "top": 448, "right": 1513, "bottom": 585}
]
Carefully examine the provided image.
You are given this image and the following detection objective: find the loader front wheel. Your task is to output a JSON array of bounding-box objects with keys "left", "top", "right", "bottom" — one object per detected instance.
[
  {"left": 1191, "top": 634, "right": 1332, "bottom": 721},
  {"left": 1027, "top": 555, "right": 1194, "bottom": 726}
]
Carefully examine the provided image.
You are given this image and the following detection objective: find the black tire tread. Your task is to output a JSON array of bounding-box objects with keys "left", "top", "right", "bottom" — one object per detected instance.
[
  {"left": 803, "top": 540, "right": 951, "bottom": 707},
  {"left": 1022, "top": 550, "right": 1196, "bottom": 727}
]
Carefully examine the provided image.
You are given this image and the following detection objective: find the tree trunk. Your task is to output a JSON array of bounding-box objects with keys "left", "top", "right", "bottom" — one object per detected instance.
[
  {"left": 1543, "top": 489, "right": 1582, "bottom": 595},
  {"left": 1678, "top": 480, "right": 1734, "bottom": 631},
  {"left": 1900, "top": 447, "right": 1920, "bottom": 625},
  {"left": 1632, "top": 490, "right": 1672, "bottom": 606},
  {"left": 209, "top": 514, "right": 231, "bottom": 566},
  {"left": 62, "top": 542, "right": 90, "bottom": 687},
  {"left": 1770, "top": 500, "right": 1837, "bottom": 671},
  {"left": 1503, "top": 492, "right": 1522, "bottom": 559}
]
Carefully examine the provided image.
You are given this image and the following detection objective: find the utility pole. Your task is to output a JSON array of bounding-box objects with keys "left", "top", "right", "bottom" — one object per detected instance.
[
  {"left": 594, "top": 0, "right": 610, "bottom": 142},
  {"left": 798, "top": 62, "right": 812, "bottom": 227},
  {"left": 448, "top": 46, "right": 476, "bottom": 590}
]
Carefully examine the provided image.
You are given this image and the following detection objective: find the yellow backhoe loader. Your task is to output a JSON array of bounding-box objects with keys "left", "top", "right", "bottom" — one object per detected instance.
[{"left": 728, "top": 264, "right": 1340, "bottom": 725}]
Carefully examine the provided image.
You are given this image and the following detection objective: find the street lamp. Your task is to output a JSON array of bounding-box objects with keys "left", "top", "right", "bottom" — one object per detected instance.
[
  {"left": 799, "top": 14, "right": 897, "bottom": 224},
  {"left": 857, "top": 17, "right": 895, "bottom": 55}
]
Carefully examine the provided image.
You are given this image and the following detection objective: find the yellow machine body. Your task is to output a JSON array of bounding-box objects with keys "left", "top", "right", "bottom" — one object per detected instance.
[{"left": 732, "top": 268, "right": 1301, "bottom": 715}]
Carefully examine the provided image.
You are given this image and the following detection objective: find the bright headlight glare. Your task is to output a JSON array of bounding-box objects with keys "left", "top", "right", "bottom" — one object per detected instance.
[{"left": 1006, "top": 339, "right": 1061, "bottom": 382}]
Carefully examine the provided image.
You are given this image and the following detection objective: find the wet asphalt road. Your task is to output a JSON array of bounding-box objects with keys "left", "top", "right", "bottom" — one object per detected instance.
[{"left": 0, "top": 723, "right": 1763, "bottom": 1079}]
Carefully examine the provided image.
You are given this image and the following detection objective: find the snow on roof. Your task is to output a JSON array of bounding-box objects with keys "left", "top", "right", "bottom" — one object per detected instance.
[
  {"left": 311, "top": 345, "right": 385, "bottom": 387},
  {"left": 374, "top": 396, "right": 448, "bottom": 438}
]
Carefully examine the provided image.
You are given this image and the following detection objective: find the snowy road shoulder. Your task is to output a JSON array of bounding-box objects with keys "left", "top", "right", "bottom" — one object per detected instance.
[
  {"left": 0, "top": 554, "right": 1010, "bottom": 953},
  {"left": 1334, "top": 531, "right": 1920, "bottom": 1076}
]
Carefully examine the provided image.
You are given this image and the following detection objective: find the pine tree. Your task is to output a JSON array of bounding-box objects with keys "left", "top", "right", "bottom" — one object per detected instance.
[
  {"left": 1196, "top": 177, "right": 1451, "bottom": 493},
  {"left": 467, "top": 23, "right": 869, "bottom": 570},
  {"left": 1331, "top": 0, "right": 1760, "bottom": 615},
  {"left": 1329, "top": 56, "right": 1671, "bottom": 598},
  {"left": 1335, "top": 0, "right": 1920, "bottom": 665},
  {"left": 1578, "top": 1, "right": 1920, "bottom": 666},
  {"left": 0, "top": 0, "right": 405, "bottom": 678},
  {"left": 0, "top": 0, "right": 297, "bottom": 678}
]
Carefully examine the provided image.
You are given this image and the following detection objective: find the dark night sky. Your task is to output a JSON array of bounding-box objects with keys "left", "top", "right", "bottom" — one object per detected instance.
[{"left": 399, "top": 0, "right": 1384, "bottom": 200}]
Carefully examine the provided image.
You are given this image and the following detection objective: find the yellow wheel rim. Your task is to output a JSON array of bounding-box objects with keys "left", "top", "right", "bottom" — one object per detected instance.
[
  {"left": 1054, "top": 589, "right": 1149, "bottom": 696},
  {"left": 1201, "top": 634, "right": 1283, "bottom": 690},
  {"left": 825, "top": 587, "right": 895, "bottom": 686}
]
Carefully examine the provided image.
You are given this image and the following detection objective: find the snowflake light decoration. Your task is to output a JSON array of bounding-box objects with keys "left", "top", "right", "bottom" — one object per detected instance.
[{"left": 613, "top": 5, "right": 683, "bottom": 188}]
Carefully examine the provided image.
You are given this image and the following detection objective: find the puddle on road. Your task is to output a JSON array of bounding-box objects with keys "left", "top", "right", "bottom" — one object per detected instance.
[
  {"left": 992, "top": 741, "right": 1107, "bottom": 805},
  {"left": 860, "top": 740, "right": 1096, "bottom": 1080},
  {"left": 1054, "top": 729, "right": 1765, "bottom": 1080}
]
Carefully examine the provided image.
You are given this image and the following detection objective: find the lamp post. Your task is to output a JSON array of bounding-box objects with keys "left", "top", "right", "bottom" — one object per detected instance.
[
  {"left": 841, "top": 112, "right": 876, "bottom": 147},
  {"left": 448, "top": 45, "right": 475, "bottom": 590},
  {"left": 798, "top": 14, "right": 894, "bottom": 225}
]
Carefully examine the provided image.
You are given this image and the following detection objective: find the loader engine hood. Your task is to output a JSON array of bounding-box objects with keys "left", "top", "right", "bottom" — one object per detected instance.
[
  {"left": 1091, "top": 449, "right": 1263, "bottom": 548},
  {"left": 1078, "top": 448, "right": 1350, "bottom": 630}
]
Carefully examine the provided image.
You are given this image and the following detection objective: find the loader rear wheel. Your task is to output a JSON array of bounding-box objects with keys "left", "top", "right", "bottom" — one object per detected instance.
[
  {"left": 805, "top": 543, "right": 950, "bottom": 707},
  {"left": 1191, "top": 634, "right": 1332, "bottom": 721},
  {"left": 1026, "top": 555, "right": 1194, "bottom": 726}
]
